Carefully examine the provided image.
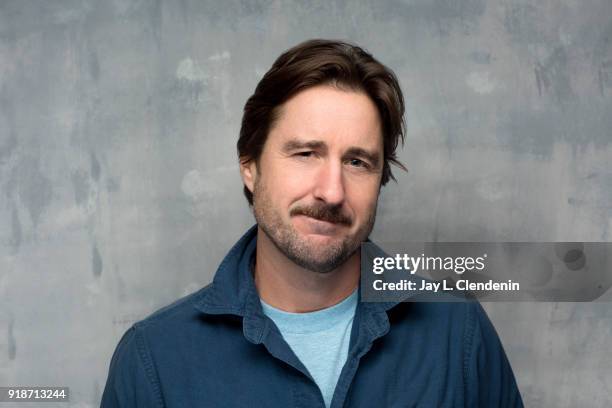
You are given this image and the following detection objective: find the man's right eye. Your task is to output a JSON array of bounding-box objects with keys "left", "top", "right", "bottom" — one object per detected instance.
[{"left": 295, "top": 151, "right": 314, "bottom": 158}]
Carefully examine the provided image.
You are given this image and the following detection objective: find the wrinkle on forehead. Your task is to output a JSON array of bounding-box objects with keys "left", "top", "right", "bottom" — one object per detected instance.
[
  {"left": 268, "top": 85, "right": 383, "bottom": 151},
  {"left": 270, "top": 84, "right": 379, "bottom": 130}
]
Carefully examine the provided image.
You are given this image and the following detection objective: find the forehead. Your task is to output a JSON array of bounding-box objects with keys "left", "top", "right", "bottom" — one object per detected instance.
[{"left": 267, "top": 85, "right": 383, "bottom": 151}]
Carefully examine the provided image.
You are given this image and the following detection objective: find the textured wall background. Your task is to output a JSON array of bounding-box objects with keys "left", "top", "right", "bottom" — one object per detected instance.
[{"left": 1, "top": 1, "right": 611, "bottom": 406}]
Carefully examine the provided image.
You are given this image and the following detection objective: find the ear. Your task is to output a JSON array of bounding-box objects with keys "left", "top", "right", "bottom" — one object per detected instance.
[{"left": 239, "top": 158, "right": 258, "bottom": 194}]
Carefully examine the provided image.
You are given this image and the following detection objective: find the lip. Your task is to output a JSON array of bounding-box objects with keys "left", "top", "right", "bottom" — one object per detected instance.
[{"left": 293, "top": 215, "right": 342, "bottom": 236}]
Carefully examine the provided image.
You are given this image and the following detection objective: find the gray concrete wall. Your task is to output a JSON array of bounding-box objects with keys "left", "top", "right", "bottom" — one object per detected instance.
[{"left": 0, "top": 1, "right": 610, "bottom": 406}]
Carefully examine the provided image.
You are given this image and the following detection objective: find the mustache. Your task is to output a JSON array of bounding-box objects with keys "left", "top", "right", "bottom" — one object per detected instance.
[{"left": 290, "top": 203, "right": 352, "bottom": 226}]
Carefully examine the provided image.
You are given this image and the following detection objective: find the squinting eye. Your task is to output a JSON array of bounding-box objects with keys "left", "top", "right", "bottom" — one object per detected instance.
[{"left": 295, "top": 151, "right": 314, "bottom": 158}]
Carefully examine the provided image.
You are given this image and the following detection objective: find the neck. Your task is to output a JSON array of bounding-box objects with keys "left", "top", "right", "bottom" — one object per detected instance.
[{"left": 253, "top": 227, "right": 360, "bottom": 313}]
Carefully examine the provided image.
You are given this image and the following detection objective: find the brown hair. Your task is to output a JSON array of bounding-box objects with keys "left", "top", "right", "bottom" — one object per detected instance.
[{"left": 237, "top": 39, "right": 406, "bottom": 205}]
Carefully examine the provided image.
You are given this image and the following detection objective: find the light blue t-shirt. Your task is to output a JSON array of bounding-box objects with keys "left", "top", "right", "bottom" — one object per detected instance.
[{"left": 260, "top": 289, "right": 358, "bottom": 408}]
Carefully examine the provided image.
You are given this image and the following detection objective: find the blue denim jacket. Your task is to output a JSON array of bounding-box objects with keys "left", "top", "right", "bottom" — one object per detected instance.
[{"left": 101, "top": 225, "right": 523, "bottom": 407}]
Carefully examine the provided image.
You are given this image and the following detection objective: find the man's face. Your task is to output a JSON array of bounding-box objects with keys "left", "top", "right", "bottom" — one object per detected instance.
[{"left": 241, "top": 85, "right": 384, "bottom": 273}]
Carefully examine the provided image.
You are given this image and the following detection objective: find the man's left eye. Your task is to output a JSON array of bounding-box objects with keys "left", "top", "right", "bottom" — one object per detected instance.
[{"left": 347, "top": 158, "right": 368, "bottom": 168}]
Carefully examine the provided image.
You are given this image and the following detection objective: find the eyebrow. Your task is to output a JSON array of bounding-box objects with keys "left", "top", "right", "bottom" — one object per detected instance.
[
  {"left": 281, "top": 138, "right": 381, "bottom": 168},
  {"left": 281, "top": 139, "right": 327, "bottom": 153}
]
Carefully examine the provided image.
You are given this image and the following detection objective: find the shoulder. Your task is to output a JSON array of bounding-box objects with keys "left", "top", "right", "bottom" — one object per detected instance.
[
  {"left": 385, "top": 300, "right": 499, "bottom": 368},
  {"left": 387, "top": 299, "right": 484, "bottom": 333},
  {"left": 386, "top": 299, "right": 507, "bottom": 354},
  {"left": 100, "top": 286, "right": 218, "bottom": 408},
  {"left": 133, "top": 282, "right": 214, "bottom": 331},
  {"left": 106, "top": 283, "right": 220, "bottom": 365},
  {"left": 102, "top": 283, "right": 218, "bottom": 404},
  {"left": 108, "top": 283, "right": 215, "bottom": 360},
  {"left": 386, "top": 301, "right": 522, "bottom": 406}
]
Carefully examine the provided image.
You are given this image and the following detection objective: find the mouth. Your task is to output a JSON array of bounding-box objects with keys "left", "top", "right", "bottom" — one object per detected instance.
[{"left": 293, "top": 215, "right": 344, "bottom": 236}]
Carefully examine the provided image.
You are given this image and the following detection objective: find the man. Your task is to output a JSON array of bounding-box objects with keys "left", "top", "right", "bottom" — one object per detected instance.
[{"left": 101, "top": 39, "right": 523, "bottom": 407}]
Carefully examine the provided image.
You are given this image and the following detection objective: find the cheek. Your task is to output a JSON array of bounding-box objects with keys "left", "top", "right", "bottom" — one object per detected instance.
[
  {"left": 265, "top": 171, "right": 309, "bottom": 204},
  {"left": 347, "top": 181, "right": 380, "bottom": 214},
  {"left": 279, "top": 164, "right": 316, "bottom": 191}
]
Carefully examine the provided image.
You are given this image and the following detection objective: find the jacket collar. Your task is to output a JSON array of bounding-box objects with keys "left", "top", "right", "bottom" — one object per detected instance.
[
  {"left": 193, "top": 224, "right": 260, "bottom": 317},
  {"left": 192, "top": 224, "right": 401, "bottom": 342}
]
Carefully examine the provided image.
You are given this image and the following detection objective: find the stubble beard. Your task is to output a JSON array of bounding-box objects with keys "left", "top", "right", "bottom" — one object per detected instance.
[{"left": 251, "top": 176, "right": 377, "bottom": 274}]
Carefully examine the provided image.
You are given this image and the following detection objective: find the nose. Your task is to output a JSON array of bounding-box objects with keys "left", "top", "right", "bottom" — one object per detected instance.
[{"left": 312, "top": 159, "right": 346, "bottom": 206}]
